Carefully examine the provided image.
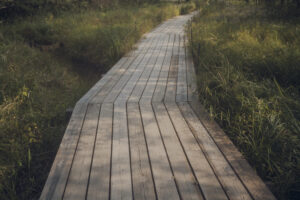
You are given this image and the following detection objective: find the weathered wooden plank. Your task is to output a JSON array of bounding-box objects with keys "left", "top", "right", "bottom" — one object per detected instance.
[
  {"left": 90, "top": 29, "right": 160, "bottom": 104},
  {"left": 178, "top": 102, "right": 252, "bottom": 200},
  {"left": 64, "top": 103, "right": 101, "bottom": 200},
  {"left": 105, "top": 28, "right": 166, "bottom": 103},
  {"left": 40, "top": 27, "right": 160, "bottom": 200},
  {"left": 128, "top": 34, "right": 166, "bottom": 103},
  {"left": 87, "top": 103, "right": 113, "bottom": 200},
  {"left": 164, "top": 16, "right": 186, "bottom": 35},
  {"left": 110, "top": 102, "right": 132, "bottom": 200},
  {"left": 127, "top": 102, "right": 156, "bottom": 199},
  {"left": 185, "top": 36, "right": 198, "bottom": 103},
  {"left": 115, "top": 34, "right": 159, "bottom": 103},
  {"left": 152, "top": 34, "right": 175, "bottom": 102},
  {"left": 176, "top": 35, "right": 188, "bottom": 102},
  {"left": 103, "top": 52, "right": 145, "bottom": 103},
  {"left": 79, "top": 13, "right": 191, "bottom": 106},
  {"left": 166, "top": 102, "right": 228, "bottom": 200},
  {"left": 152, "top": 102, "right": 203, "bottom": 200},
  {"left": 185, "top": 31, "right": 275, "bottom": 199},
  {"left": 77, "top": 32, "right": 154, "bottom": 105},
  {"left": 189, "top": 101, "right": 276, "bottom": 200},
  {"left": 140, "top": 34, "right": 170, "bottom": 103},
  {"left": 140, "top": 103, "right": 180, "bottom": 200},
  {"left": 135, "top": 33, "right": 156, "bottom": 54},
  {"left": 40, "top": 103, "right": 88, "bottom": 200},
  {"left": 77, "top": 56, "right": 131, "bottom": 105},
  {"left": 42, "top": 13, "right": 274, "bottom": 200},
  {"left": 90, "top": 54, "right": 137, "bottom": 104},
  {"left": 164, "top": 34, "right": 180, "bottom": 102},
  {"left": 152, "top": 16, "right": 175, "bottom": 34}
]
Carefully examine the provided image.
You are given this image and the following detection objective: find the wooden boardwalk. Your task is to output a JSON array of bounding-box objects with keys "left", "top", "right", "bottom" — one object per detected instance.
[{"left": 40, "top": 13, "right": 275, "bottom": 200}]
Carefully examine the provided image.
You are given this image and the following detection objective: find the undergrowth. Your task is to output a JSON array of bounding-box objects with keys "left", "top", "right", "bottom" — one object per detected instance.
[
  {"left": 0, "top": 3, "right": 183, "bottom": 199},
  {"left": 188, "top": 1, "right": 300, "bottom": 199},
  {"left": 180, "top": 1, "right": 197, "bottom": 14}
]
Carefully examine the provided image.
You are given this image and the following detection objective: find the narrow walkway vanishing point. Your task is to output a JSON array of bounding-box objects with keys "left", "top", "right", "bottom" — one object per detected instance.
[{"left": 40, "top": 13, "right": 276, "bottom": 200}]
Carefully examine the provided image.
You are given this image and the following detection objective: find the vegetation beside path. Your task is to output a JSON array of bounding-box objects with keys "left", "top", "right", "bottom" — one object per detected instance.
[
  {"left": 0, "top": 2, "right": 188, "bottom": 199},
  {"left": 188, "top": 1, "right": 300, "bottom": 199}
]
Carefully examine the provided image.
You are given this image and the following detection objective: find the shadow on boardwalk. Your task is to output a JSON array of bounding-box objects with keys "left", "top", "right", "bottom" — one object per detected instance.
[{"left": 40, "top": 13, "right": 276, "bottom": 200}]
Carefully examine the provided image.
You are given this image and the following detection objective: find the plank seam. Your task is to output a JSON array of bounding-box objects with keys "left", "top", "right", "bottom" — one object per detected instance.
[
  {"left": 128, "top": 33, "right": 164, "bottom": 103},
  {"left": 185, "top": 36, "right": 274, "bottom": 198},
  {"left": 85, "top": 103, "right": 102, "bottom": 199},
  {"left": 137, "top": 102, "right": 159, "bottom": 199},
  {"left": 140, "top": 33, "right": 170, "bottom": 102},
  {"left": 152, "top": 33, "right": 175, "bottom": 102},
  {"left": 90, "top": 29, "right": 159, "bottom": 104},
  {"left": 127, "top": 33, "right": 162, "bottom": 102},
  {"left": 106, "top": 32, "right": 160, "bottom": 103},
  {"left": 61, "top": 104, "right": 90, "bottom": 199},
  {"left": 188, "top": 101, "right": 259, "bottom": 200},
  {"left": 151, "top": 102, "right": 182, "bottom": 199},
  {"left": 182, "top": 102, "right": 251, "bottom": 199},
  {"left": 92, "top": 53, "right": 140, "bottom": 104},
  {"left": 136, "top": 34, "right": 164, "bottom": 103},
  {"left": 125, "top": 102, "right": 135, "bottom": 200},
  {"left": 164, "top": 102, "right": 207, "bottom": 200},
  {"left": 162, "top": 34, "right": 176, "bottom": 102},
  {"left": 108, "top": 103, "right": 115, "bottom": 200},
  {"left": 176, "top": 34, "right": 188, "bottom": 102},
  {"left": 116, "top": 32, "right": 159, "bottom": 103},
  {"left": 174, "top": 34, "right": 180, "bottom": 103},
  {"left": 177, "top": 102, "right": 231, "bottom": 200},
  {"left": 184, "top": 36, "right": 188, "bottom": 101},
  {"left": 105, "top": 53, "right": 146, "bottom": 103}
]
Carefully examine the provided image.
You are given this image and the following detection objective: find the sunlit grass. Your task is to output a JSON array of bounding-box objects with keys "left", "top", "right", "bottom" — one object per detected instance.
[{"left": 189, "top": 1, "right": 300, "bottom": 199}]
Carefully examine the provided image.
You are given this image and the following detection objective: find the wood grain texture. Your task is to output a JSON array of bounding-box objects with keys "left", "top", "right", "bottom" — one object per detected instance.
[
  {"left": 153, "top": 102, "right": 203, "bottom": 200},
  {"left": 116, "top": 34, "right": 160, "bottom": 103},
  {"left": 87, "top": 103, "right": 113, "bottom": 200},
  {"left": 178, "top": 102, "right": 252, "bottom": 200},
  {"left": 140, "top": 34, "right": 170, "bottom": 103},
  {"left": 64, "top": 103, "right": 100, "bottom": 200},
  {"left": 40, "top": 103, "right": 88, "bottom": 200},
  {"left": 128, "top": 33, "right": 165, "bottom": 103},
  {"left": 111, "top": 102, "right": 132, "bottom": 200},
  {"left": 176, "top": 35, "right": 188, "bottom": 102},
  {"left": 185, "top": 35, "right": 198, "bottom": 103},
  {"left": 189, "top": 101, "right": 276, "bottom": 200},
  {"left": 152, "top": 34, "right": 175, "bottom": 102},
  {"left": 166, "top": 102, "right": 228, "bottom": 200},
  {"left": 140, "top": 103, "right": 180, "bottom": 200},
  {"left": 41, "top": 12, "right": 275, "bottom": 200},
  {"left": 127, "top": 102, "right": 156, "bottom": 199},
  {"left": 164, "top": 34, "right": 179, "bottom": 102},
  {"left": 185, "top": 40, "right": 276, "bottom": 200}
]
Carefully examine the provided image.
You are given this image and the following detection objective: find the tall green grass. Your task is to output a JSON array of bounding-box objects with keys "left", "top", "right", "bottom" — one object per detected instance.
[
  {"left": 0, "top": 3, "right": 183, "bottom": 199},
  {"left": 188, "top": 1, "right": 300, "bottom": 199},
  {"left": 3, "top": 3, "right": 181, "bottom": 71}
]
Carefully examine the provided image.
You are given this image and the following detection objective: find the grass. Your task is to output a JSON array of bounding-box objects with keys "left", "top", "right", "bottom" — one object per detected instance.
[
  {"left": 0, "top": 3, "right": 184, "bottom": 199},
  {"left": 180, "top": 1, "right": 197, "bottom": 14},
  {"left": 188, "top": 1, "right": 300, "bottom": 199}
]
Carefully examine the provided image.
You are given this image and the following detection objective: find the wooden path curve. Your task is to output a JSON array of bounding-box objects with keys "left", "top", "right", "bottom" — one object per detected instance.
[{"left": 40, "top": 13, "right": 276, "bottom": 200}]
